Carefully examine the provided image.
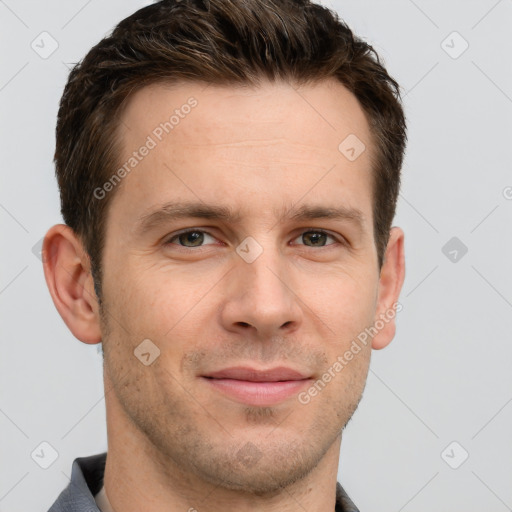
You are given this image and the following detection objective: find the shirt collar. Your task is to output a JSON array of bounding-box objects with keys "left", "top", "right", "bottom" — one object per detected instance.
[{"left": 48, "top": 452, "right": 360, "bottom": 512}]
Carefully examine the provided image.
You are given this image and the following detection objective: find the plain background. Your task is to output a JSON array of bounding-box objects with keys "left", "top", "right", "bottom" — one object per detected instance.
[{"left": 1, "top": 0, "right": 511, "bottom": 511}]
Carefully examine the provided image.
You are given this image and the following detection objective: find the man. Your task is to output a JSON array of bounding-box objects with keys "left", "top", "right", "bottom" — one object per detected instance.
[{"left": 43, "top": 0, "right": 407, "bottom": 510}]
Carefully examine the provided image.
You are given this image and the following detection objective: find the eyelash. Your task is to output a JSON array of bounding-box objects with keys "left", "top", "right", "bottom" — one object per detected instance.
[{"left": 164, "top": 228, "right": 346, "bottom": 249}]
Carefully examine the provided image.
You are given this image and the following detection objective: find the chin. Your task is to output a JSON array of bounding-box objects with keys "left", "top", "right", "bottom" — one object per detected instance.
[{"left": 191, "top": 437, "right": 325, "bottom": 497}]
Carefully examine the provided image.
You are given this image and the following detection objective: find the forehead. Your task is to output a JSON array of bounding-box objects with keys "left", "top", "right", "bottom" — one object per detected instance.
[
  {"left": 119, "top": 78, "right": 373, "bottom": 152},
  {"left": 108, "top": 78, "right": 375, "bottom": 230}
]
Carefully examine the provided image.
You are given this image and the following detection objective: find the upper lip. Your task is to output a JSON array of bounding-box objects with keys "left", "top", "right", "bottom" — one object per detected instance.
[{"left": 202, "top": 366, "right": 311, "bottom": 382}]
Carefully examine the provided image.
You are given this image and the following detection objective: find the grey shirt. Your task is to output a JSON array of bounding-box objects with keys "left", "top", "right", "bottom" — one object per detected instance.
[{"left": 47, "top": 452, "right": 360, "bottom": 512}]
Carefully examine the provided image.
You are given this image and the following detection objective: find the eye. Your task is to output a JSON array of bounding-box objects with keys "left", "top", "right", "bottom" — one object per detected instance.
[
  {"left": 164, "top": 228, "right": 344, "bottom": 250},
  {"left": 292, "top": 230, "right": 340, "bottom": 247},
  {"left": 165, "top": 229, "right": 217, "bottom": 247}
]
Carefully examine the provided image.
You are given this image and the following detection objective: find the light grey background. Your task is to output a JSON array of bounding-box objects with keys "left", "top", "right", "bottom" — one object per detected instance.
[{"left": 1, "top": 0, "right": 511, "bottom": 511}]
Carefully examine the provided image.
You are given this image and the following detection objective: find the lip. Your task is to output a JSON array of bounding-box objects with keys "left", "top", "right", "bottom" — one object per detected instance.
[
  {"left": 201, "top": 366, "right": 312, "bottom": 406},
  {"left": 203, "top": 366, "right": 309, "bottom": 382}
]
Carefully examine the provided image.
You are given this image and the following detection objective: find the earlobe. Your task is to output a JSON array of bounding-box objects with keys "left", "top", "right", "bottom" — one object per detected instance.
[
  {"left": 42, "top": 224, "right": 102, "bottom": 344},
  {"left": 371, "top": 226, "right": 405, "bottom": 350}
]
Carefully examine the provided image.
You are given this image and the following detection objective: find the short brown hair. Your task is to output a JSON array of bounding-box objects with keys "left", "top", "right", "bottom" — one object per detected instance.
[{"left": 55, "top": 0, "right": 407, "bottom": 299}]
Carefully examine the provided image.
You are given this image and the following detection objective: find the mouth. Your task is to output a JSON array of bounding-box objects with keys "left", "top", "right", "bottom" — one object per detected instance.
[{"left": 201, "top": 366, "right": 313, "bottom": 406}]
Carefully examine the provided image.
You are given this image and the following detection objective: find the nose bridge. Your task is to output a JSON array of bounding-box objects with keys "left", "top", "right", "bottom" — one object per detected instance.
[
  {"left": 243, "top": 246, "right": 288, "bottom": 302},
  {"left": 223, "top": 236, "right": 302, "bottom": 335}
]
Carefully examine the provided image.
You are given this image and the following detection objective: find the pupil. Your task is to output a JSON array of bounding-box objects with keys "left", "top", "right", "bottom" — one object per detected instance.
[
  {"left": 181, "top": 231, "right": 203, "bottom": 246},
  {"left": 306, "top": 232, "right": 325, "bottom": 246}
]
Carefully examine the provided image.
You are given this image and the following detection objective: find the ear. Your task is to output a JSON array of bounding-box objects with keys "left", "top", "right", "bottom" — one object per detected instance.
[
  {"left": 42, "top": 224, "right": 102, "bottom": 344},
  {"left": 371, "top": 226, "right": 405, "bottom": 350}
]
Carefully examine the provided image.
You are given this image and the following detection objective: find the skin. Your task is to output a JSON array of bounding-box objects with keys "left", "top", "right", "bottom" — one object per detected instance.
[{"left": 43, "top": 78, "right": 405, "bottom": 512}]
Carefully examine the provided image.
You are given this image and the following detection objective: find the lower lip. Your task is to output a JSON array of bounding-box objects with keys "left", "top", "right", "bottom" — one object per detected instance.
[{"left": 202, "top": 377, "right": 311, "bottom": 406}]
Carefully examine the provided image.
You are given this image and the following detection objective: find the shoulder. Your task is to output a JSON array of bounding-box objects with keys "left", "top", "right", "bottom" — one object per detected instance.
[{"left": 46, "top": 452, "right": 107, "bottom": 512}]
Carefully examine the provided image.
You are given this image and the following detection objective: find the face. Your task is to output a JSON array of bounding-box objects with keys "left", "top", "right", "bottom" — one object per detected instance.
[{"left": 99, "top": 79, "right": 385, "bottom": 494}]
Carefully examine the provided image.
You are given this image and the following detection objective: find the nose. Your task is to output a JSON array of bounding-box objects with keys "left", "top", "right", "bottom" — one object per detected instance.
[{"left": 219, "top": 245, "right": 303, "bottom": 340}]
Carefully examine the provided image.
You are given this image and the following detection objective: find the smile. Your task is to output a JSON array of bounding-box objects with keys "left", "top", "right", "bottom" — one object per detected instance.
[{"left": 201, "top": 366, "right": 313, "bottom": 406}]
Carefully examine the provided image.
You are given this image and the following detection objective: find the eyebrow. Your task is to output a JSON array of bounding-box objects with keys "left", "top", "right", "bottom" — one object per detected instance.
[
  {"left": 135, "top": 201, "right": 366, "bottom": 235},
  {"left": 284, "top": 204, "right": 365, "bottom": 229}
]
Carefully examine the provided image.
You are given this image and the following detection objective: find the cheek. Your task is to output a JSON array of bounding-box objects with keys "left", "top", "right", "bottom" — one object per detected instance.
[
  {"left": 106, "top": 264, "right": 214, "bottom": 348},
  {"left": 103, "top": 242, "right": 378, "bottom": 343},
  {"left": 310, "top": 272, "right": 378, "bottom": 336},
  {"left": 320, "top": 330, "right": 372, "bottom": 408}
]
